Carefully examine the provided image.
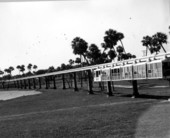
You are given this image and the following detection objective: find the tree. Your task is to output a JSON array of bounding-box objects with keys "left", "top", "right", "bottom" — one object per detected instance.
[
  {"left": 102, "top": 29, "right": 126, "bottom": 61},
  {"left": 116, "top": 32, "right": 126, "bottom": 53},
  {"left": 60, "top": 63, "right": 67, "bottom": 70},
  {"left": 141, "top": 35, "right": 153, "bottom": 55},
  {"left": 48, "top": 66, "right": 55, "bottom": 73},
  {"left": 75, "top": 57, "right": 81, "bottom": 65},
  {"left": 69, "top": 59, "right": 74, "bottom": 67},
  {"left": 152, "top": 32, "right": 167, "bottom": 53},
  {"left": 142, "top": 32, "right": 168, "bottom": 55},
  {"left": 27, "top": 63, "right": 33, "bottom": 73},
  {"left": 16, "top": 65, "right": 21, "bottom": 74},
  {"left": 87, "top": 44, "right": 102, "bottom": 64},
  {"left": 0, "top": 70, "right": 4, "bottom": 76},
  {"left": 33, "top": 65, "right": 38, "bottom": 72},
  {"left": 9, "top": 66, "right": 14, "bottom": 76},
  {"left": 20, "top": 65, "right": 25, "bottom": 75},
  {"left": 71, "top": 37, "right": 89, "bottom": 64}
]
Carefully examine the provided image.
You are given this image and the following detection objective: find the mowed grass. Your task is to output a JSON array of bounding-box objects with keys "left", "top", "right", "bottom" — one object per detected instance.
[{"left": 0, "top": 79, "right": 170, "bottom": 138}]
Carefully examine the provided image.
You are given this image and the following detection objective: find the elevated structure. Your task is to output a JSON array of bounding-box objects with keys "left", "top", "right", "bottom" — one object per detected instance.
[{"left": 1, "top": 52, "right": 170, "bottom": 97}]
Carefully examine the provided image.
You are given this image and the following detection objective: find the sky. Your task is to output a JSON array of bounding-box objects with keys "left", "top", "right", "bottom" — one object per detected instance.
[{"left": 0, "top": 0, "right": 169, "bottom": 75}]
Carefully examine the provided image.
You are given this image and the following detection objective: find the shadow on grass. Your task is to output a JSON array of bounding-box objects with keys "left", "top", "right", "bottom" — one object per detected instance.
[{"left": 121, "top": 93, "right": 170, "bottom": 100}]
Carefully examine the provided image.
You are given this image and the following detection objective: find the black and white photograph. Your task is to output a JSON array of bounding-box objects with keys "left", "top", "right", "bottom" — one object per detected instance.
[{"left": 0, "top": 0, "right": 170, "bottom": 137}]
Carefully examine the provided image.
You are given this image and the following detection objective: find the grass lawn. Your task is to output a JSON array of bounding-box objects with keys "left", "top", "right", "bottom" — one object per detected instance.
[{"left": 0, "top": 79, "right": 170, "bottom": 138}]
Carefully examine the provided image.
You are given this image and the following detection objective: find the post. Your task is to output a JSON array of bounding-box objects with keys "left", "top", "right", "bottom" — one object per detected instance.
[
  {"left": 24, "top": 80, "right": 27, "bottom": 89},
  {"left": 20, "top": 80, "right": 23, "bottom": 89},
  {"left": 87, "top": 70, "right": 93, "bottom": 94},
  {"left": 17, "top": 81, "right": 20, "bottom": 89},
  {"left": 73, "top": 72, "right": 78, "bottom": 91},
  {"left": 62, "top": 74, "right": 66, "bottom": 89},
  {"left": 28, "top": 79, "right": 31, "bottom": 89},
  {"left": 45, "top": 77, "right": 48, "bottom": 89},
  {"left": 33, "top": 78, "right": 36, "bottom": 89},
  {"left": 53, "top": 76, "right": 57, "bottom": 89},
  {"left": 107, "top": 81, "right": 113, "bottom": 96},
  {"left": 132, "top": 80, "right": 139, "bottom": 97},
  {"left": 2, "top": 82, "right": 5, "bottom": 89},
  {"left": 38, "top": 77, "right": 41, "bottom": 89}
]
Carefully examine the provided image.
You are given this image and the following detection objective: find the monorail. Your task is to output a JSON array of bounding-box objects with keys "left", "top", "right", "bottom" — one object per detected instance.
[{"left": 94, "top": 57, "right": 170, "bottom": 82}]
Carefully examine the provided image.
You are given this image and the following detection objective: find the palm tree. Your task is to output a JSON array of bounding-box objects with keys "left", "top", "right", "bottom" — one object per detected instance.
[
  {"left": 20, "top": 65, "right": 25, "bottom": 75},
  {"left": 16, "top": 65, "right": 21, "bottom": 74},
  {"left": 141, "top": 35, "right": 153, "bottom": 55},
  {"left": 152, "top": 32, "right": 167, "bottom": 53},
  {"left": 69, "top": 59, "right": 74, "bottom": 67},
  {"left": 48, "top": 66, "right": 55, "bottom": 73},
  {"left": 27, "top": 63, "right": 33, "bottom": 73},
  {"left": 9, "top": 66, "right": 14, "bottom": 76},
  {"left": 33, "top": 65, "right": 38, "bottom": 72},
  {"left": 116, "top": 32, "right": 126, "bottom": 53},
  {"left": 87, "top": 44, "right": 102, "bottom": 64},
  {"left": 71, "top": 37, "right": 89, "bottom": 65}
]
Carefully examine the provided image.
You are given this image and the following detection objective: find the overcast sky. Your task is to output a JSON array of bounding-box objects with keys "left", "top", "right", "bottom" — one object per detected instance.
[{"left": 0, "top": 0, "right": 169, "bottom": 74}]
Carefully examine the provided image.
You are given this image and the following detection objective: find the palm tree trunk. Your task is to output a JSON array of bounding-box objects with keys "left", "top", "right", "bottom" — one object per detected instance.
[
  {"left": 120, "top": 40, "right": 126, "bottom": 54},
  {"left": 160, "top": 44, "right": 167, "bottom": 53}
]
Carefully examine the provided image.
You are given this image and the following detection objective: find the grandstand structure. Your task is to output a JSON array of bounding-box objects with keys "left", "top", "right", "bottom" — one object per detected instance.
[{"left": 0, "top": 52, "right": 170, "bottom": 97}]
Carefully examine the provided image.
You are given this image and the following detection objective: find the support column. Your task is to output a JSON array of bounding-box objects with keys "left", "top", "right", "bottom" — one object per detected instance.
[
  {"left": 20, "top": 80, "right": 23, "bottom": 89},
  {"left": 62, "top": 74, "right": 66, "bottom": 89},
  {"left": 132, "top": 80, "right": 139, "bottom": 97},
  {"left": 107, "top": 81, "right": 113, "bottom": 96},
  {"left": 28, "top": 79, "right": 31, "bottom": 89},
  {"left": 14, "top": 81, "right": 17, "bottom": 88},
  {"left": 33, "top": 78, "right": 36, "bottom": 89},
  {"left": 87, "top": 70, "right": 93, "bottom": 94},
  {"left": 2, "top": 82, "right": 5, "bottom": 89},
  {"left": 53, "top": 76, "right": 57, "bottom": 89},
  {"left": 45, "top": 77, "right": 48, "bottom": 89},
  {"left": 17, "top": 81, "right": 20, "bottom": 89},
  {"left": 73, "top": 72, "right": 78, "bottom": 91},
  {"left": 38, "top": 77, "right": 42, "bottom": 89},
  {"left": 24, "top": 80, "right": 27, "bottom": 89}
]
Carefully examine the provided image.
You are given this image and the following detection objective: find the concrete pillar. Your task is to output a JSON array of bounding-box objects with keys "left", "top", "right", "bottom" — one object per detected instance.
[
  {"left": 45, "top": 77, "right": 48, "bottom": 89},
  {"left": 33, "top": 78, "right": 36, "bottom": 89},
  {"left": 38, "top": 77, "right": 41, "bottom": 89},
  {"left": 73, "top": 72, "right": 78, "bottom": 91},
  {"left": 2, "top": 82, "right": 5, "bottom": 89},
  {"left": 62, "top": 74, "right": 66, "bottom": 89},
  {"left": 28, "top": 79, "right": 31, "bottom": 89},
  {"left": 53, "top": 76, "right": 57, "bottom": 89},
  {"left": 20, "top": 80, "right": 23, "bottom": 89},
  {"left": 24, "top": 80, "right": 27, "bottom": 89},
  {"left": 107, "top": 81, "right": 113, "bottom": 96},
  {"left": 87, "top": 70, "right": 93, "bottom": 94},
  {"left": 17, "top": 81, "right": 20, "bottom": 89},
  {"left": 132, "top": 80, "right": 139, "bottom": 97}
]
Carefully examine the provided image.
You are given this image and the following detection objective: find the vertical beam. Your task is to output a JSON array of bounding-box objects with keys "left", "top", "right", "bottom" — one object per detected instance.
[
  {"left": 20, "top": 80, "right": 23, "bottom": 89},
  {"left": 53, "top": 76, "right": 57, "bottom": 89},
  {"left": 38, "top": 77, "right": 42, "bottom": 89},
  {"left": 2, "top": 82, "right": 5, "bottom": 89},
  {"left": 87, "top": 70, "right": 93, "bottom": 94},
  {"left": 28, "top": 79, "right": 31, "bottom": 89},
  {"left": 73, "top": 72, "right": 78, "bottom": 91},
  {"left": 33, "top": 78, "right": 36, "bottom": 89},
  {"left": 17, "top": 81, "right": 20, "bottom": 89},
  {"left": 132, "top": 80, "right": 139, "bottom": 97},
  {"left": 45, "top": 77, "right": 48, "bottom": 89},
  {"left": 62, "top": 74, "right": 66, "bottom": 89},
  {"left": 107, "top": 81, "right": 113, "bottom": 96},
  {"left": 24, "top": 80, "right": 27, "bottom": 89},
  {"left": 14, "top": 81, "right": 17, "bottom": 88}
]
